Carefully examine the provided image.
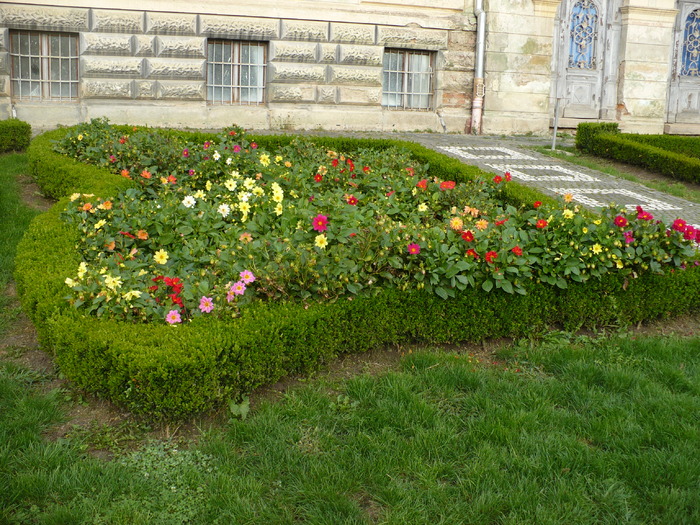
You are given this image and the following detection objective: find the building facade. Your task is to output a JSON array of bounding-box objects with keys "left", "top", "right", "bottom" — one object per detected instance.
[{"left": 1, "top": 0, "right": 699, "bottom": 134}]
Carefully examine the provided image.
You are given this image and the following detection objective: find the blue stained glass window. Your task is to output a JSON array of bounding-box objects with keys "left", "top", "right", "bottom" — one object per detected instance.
[
  {"left": 568, "top": 0, "right": 599, "bottom": 69},
  {"left": 681, "top": 9, "right": 700, "bottom": 76}
]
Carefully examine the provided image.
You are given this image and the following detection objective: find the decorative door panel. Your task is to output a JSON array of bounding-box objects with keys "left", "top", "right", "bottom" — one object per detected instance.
[{"left": 668, "top": 3, "right": 700, "bottom": 123}]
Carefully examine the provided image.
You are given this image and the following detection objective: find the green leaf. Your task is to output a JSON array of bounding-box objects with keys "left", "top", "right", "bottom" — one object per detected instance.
[
  {"left": 482, "top": 279, "right": 494, "bottom": 292},
  {"left": 500, "top": 280, "right": 514, "bottom": 294},
  {"left": 435, "top": 286, "right": 449, "bottom": 300},
  {"left": 229, "top": 396, "right": 250, "bottom": 421}
]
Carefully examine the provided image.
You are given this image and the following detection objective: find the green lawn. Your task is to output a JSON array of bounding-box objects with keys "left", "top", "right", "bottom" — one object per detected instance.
[{"left": 2, "top": 152, "right": 699, "bottom": 524}]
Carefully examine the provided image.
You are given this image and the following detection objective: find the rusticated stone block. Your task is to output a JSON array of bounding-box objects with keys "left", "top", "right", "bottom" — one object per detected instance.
[
  {"left": 146, "top": 58, "right": 205, "bottom": 80},
  {"left": 81, "top": 33, "right": 132, "bottom": 56},
  {"left": 269, "top": 63, "right": 327, "bottom": 83},
  {"left": 268, "top": 84, "right": 316, "bottom": 102},
  {"left": 0, "top": 77, "right": 8, "bottom": 97},
  {"left": 82, "top": 79, "right": 132, "bottom": 98},
  {"left": 0, "top": 28, "right": 8, "bottom": 52},
  {"left": 443, "top": 50, "right": 474, "bottom": 71},
  {"left": 134, "top": 36, "right": 156, "bottom": 57},
  {"left": 329, "top": 65, "right": 381, "bottom": 86},
  {"left": 337, "top": 86, "right": 382, "bottom": 105},
  {"left": 157, "top": 80, "right": 205, "bottom": 100},
  {"left": 199, "top": 15, "right": 280, "bottom": 40},
  {"left": 146, "top": 12, "right": 197, "bottom": 35},
  {"left": 135, "top": 80, "right": 156, "bottom": 99},
  {"left": 319, "top": 44, "right": 337, "bottom": 63},
  {"left": 0, "top": 52, "right": 7, "bottom": 75},
  {"left": 316, "top": 85, "right": 337, "bottom": 104},
  {"left": 91, "top": 9, "right": 144, "bottom": 34},
  {"left": 82, "top": 56, "right": 144, "bottom": 77},
  {"left": 377, "top": 26, "right": 449, "bottom": 50},
  {"left": 448, "top": 30, "right": 476, "bottom": 51},
  {"left": 0, "top": 4, "right": 88, "bottom": 32},
  {"left": 330, "top": 23, "right": 375, "bottom": 44},
  {"left": 281, "top": 20, "right": 329, "bottom": 42},
  {"left": 156, "top": 36, "right": 206, "bottom": 58},
  {"left": 338, "top": 45, "right": 383, "bottom": 66},
  {"left": 269, "top": 41, "right": 317, "bottom": 63}
]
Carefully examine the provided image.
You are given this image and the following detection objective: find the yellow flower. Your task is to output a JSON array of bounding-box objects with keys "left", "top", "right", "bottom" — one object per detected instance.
[
  {"left": 123, "top": 290, "right": 142, "bottom": 301},
  {"left": 315, "top": 234, "right": 328, "bottom": 249},
  {"left": 259, "top": 154, "right": 271, "bottom": 167},
  {"left": 77, "top": 262, "right": 88, "bottom": 278},
  {"left": 616, "top": 260, "right": 624, "bottom": 269},
  {"left": 275, "top": 203, "right": 283, "bottom": 216},
  {"left": 475, "top": 219, "right": 489, "bottom": 231},
  {"left": 594, "top": 219, "right": 602, "bottom": 225},
  {"left": 243, "top": 178, "right": 256, "bottom": 190},
  {"left": 224, "top": 179, "right": 237, "bottom": 191},
  {"left": 449, "top": 217, "right": 464, "bottom": 231},
  {"left": 77, "top": 134, "right": 83, "bottom": 141},
  {"left": 253, "top": 187, "right": 265, "bottom": 197},
  {"left": 285, "top": 161, "right": 292, "bottom": 168},
  {"left": 69, "top": 193, "right": 81, "bottom": 202},
  {"left": 94, "top": 219, "right": 107, "bottom": 230},
  {"left": 562, "top": 209, "right": 574, "bottom": 219},
  {"left": 418, "top": 203, "right": 428, "bottom": 212},
  {"left": 582, "top": 227, "right": 588, "bottom": 234},
  {"left": 592, "top": 244, "right": 602, "bottom": 254},
  {"left": 65, "top": 277, "right": 77, "bottom": 287},
  {"left": 205, "top": 181, "right": 213, "bottom": 191},
  {"left": 103, "top": 274, "right": 123, "bottom": 291},
  {"left": 154, "top": 249, "right": 169, "bottom": 265},
  {"left": 563, "top": 193, "right": 574, "bottom": 203},
  {"left": 239, "top": 202, "right": 251, "bottom": 214}
]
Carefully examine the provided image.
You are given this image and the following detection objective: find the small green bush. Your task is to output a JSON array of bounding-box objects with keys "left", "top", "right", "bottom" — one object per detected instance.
[
  {"left": 575, "top": 122, "right": 619, "bottom": 152},
  {"left": 0, "top": 119, "right": 31, "bottom": 153},
  {"left": 16, "top": 125, "right": 700, "bottom": 421}
]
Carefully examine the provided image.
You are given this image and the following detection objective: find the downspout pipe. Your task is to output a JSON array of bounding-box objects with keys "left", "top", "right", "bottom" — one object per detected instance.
[{"left": 469, "top": 0, "right": 486, "bottom": 134}]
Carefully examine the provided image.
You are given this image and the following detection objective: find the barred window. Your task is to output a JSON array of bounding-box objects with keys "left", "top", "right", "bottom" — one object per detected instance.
[
  {"left": 681, "top": 8, "right": 700, "bottom": 77},
  {"left": 10, "top": 30, "right": 79, "bottom": 101},
  {"left": 382, "top": 49, "right": 434, "bottom": 110},
  {"left": 207, "top": 40, "right": 266, "bottom": 105}
]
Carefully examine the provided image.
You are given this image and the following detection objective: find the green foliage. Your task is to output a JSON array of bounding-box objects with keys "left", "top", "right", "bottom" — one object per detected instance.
[
  {"left": 576, "top": 123, "right": 700, "bottom": 184},
  {"left": 574, "top": 122, "right": 619, "bottom": 152},
  {"left": 13, "top": 121, "right": 700, "bottom": 420},
  {"left": 0, "top": 118, "right": 31, "bottom": 153}
]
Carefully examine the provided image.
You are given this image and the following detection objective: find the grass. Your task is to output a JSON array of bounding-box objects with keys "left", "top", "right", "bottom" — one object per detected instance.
[
  {"left": 0, "top": 153, "right": 41, "bottom": 336},
  {"left": 533, "top": 146, "right": 700, "bottom": 205},
  {"left": 2, "top": 151, "right": 699, "bottom": 524}
]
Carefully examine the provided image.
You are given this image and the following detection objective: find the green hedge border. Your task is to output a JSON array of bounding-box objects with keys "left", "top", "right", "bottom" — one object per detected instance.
[
  {"left": 0, "top": 119, "right": 31, "bottom": 153},
  {"left": 575, "top": 123, "right": 700, "bottom": 184},
  {"left": 15, "top": 126, "right": 700, "bottom": 420}
]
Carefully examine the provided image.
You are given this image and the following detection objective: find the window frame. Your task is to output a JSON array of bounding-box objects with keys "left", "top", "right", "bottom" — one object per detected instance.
[
  {"left": 206, "top": 39, "right": 268, "bottom": 105},
  {"left": 9, "top": 30, "right": 79, "bottom": 101},
  {"left": 382, "top": 48, "right": 435, "bottom": 111}
]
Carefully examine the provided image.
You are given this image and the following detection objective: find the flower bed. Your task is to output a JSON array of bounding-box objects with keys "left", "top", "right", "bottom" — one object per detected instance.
[{"left": 15, "top": 120, "right": 700, "bottom": 420}]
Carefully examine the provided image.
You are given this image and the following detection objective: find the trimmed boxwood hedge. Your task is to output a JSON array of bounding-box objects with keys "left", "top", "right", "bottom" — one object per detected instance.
[
  {"left": 15, "top": 126, "right": 700, "bottom": 420},
  {"left": 0, "top": 118, "right": 31, "bottom": 153},
  {"left": 575, "top": 123, "right": 700, "bottom": 184}
]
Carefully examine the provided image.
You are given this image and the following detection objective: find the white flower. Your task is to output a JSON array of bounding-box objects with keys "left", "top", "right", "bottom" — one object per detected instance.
[
  {"left": 182, "top": 196, "right": 196, "bottom": 208},
  {"left": 122, "top": 290, "right": 142, "bottom": 301},
  {"left": 238, "top": 191, "right": 250, "bottom": 202},
  {"left": 69, "top": 193, "right": 81, "bottom": 202},
  {"left": 274, "top": 203, "right": 283, "bottom": 216},
  {"left": 65, "top": 277, "right": 77, "bottom": 287},
  {"left": 252, "top": 187, "right": 264, "bottom": 197},
  {"left": 212, "top": 150, "right": 221, "bottom": 161},
  {"left": 226, "top": 157, "right": 232, "bottom": 165},
  {"left": 77, "top": 262, "right": 88, "bottom": 278},
  {"left": 418, "top": 203, "right": 428, "bottom": 212},
  {"left": 230, "top": 170, "right": 241, "bottom": 179},
  {"left": 218, "top": 203, "right": 231, "bottom": 218}
]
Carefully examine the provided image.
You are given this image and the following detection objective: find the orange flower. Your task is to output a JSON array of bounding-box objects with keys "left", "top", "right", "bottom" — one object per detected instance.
[
  {"left": 136, "top": 230, "right": 149, "bottom": 240},
  {"left": 449, "top": 217, "right": 464, "bottom": 231},
  {"left": 140, "top": 170, "right": 152, "bottom": 179},
  {"left": 100, "top": 200, "right": 113, "bottom": 210},
  {"left": 81, "top": 202, "right": 93, "bottom": 212},
  {"left": 120, "top": 169, "right": 131, "bottom": 179},
  {"left": 475, "top": 219, "right": 489, "bottom": 231},
  {"left": 563, "top": 193, "right": 573, "bottom": 203},
  {"left": 239, "top": 232, "right": 253, "bottom": 243},
  {"left": 105, "top": 241, "right": 116, "bottom": 251}
]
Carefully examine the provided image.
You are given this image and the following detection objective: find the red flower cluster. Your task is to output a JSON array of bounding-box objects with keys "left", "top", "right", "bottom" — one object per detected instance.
[
  {"left": 485, "top": 251, "right": 498, "bottom": 264},
  {"left": 466, "top": 248, "right": 479, "bottom": 259},
  {"left": 461, "top": 230, "right": 475, "bottom": 242},
  {"left": 416, "top": 179, "right": 427, "bottom": 190},
  {"left": 493, "top": 175, "right": 503, "bottom": 184},
  {"left": 533, "top": 201, "right": 542, "bottom": 209},
  {"left": 150, "top": 276, "right": 184, "bottom": 307},
  {"left": 512, "top": 246, "right": 523, "bottom": 256},
  {"left": 439, "top": 181, "right": 456, "bottom": 191},
  {"left": 346, "top": 195, "right": 358, "bottom": 206},
  {"left": 536, "top": 219, "right": 548, "bottom": 229}
]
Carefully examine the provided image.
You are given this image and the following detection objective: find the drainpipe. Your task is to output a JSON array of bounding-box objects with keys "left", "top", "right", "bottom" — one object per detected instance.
[{"left": 469, "top": 0, "right": 486, "bottom": 134}]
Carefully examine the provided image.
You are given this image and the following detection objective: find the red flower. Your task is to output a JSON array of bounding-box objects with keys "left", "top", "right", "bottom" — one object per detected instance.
[
  {"left": 505, "top": 172, "right": 512, "bottom": 182},
  {"left": 672, "top": 219, "right": 687, "bottom": 232},
  {"left": 405, "top": 167, "right": 415, "bottom": 176},
  {"left": 119, "top": 231, "right": 136, "bottom": 239},
  {"left": 495, "top": 219, "right": 508, "bottom": 226},
  {"left": 466, "top": 249, "right": 479, "bottom": 259},
  {"left": 683, "top": 227, "right": 696, "bottom": 241},
  {"left": 485, "top": 251, "right": 498, "bottom": 264},
  {"left": 250, "top": 142, "right": 258, "bottom": 149},
  {"left": 416, "top": 179, "right": 427, "bottom": 190},
  {"left": 346, "top": 195, "right": 358, "bottom": 206},
  {"left": 407, "top": 243, "right": 421, "bottom": 255},
  {"left": 614, "top": 215, "right": 628, "bottom": 228},
  {"left": 140, "top": 170, "right": 151, "bottom": 179},
  {"left": 314, "top": 173, "right": 323, "bottom": 182},
  {"left": 119, "top": 136, "right": 127, "bottom": 144},
  {"left": 637, "top": 208, "right": 654, "bottom": 221},
  {"left": 461, "top": 230, "right": 475, "bottom": 242},
  {"left": 347, "top": 159, "right": 355, "bottom": 171},
  {"left": 533, "top": 201, "right": 542, "bottom": 209},
  {"left": 512, "top": 246, "right": 523, "bottom": 256},
  {"left": 331, "top": 159, "right": 339, "bottom": 168},
  {"left": 386, "top": 191, "right": 395, "bottom": 197},
  {"left": 536, "top": 219, "right": 548, "bottom": 229},
  {"left": 363, "top": 166, "right": 371, "bottom": 173},
  {"left": 439, "top": 181, "right": 456, "bottom": 191},
  {"left": 493, "top": 175, "right": 503, "bottom": 184},
  {"left": 312, "top": 214, "right": 329, "bottom": 232},
  {"left": 167, "top": 175, "right": 177, "bottom": 184},
  {"left": 169, "top": 293, "right": 183, "bottom": 307}
]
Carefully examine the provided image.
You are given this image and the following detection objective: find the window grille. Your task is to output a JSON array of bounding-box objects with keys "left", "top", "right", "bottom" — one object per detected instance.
[
  {"left": 568, "top": 0, "right": 599, "bottom": 69},
  {"left": 382, "top": 49, "right": 434, "bottom": 110},
  {"left": 10, "top": 30, "right": 79, "bottom": 100},
  {"left": 681, "top": 8, "right": 700, "bottom": 76},
  {"left": 207, "top": 41, "right": 266, "bottom": 105}
]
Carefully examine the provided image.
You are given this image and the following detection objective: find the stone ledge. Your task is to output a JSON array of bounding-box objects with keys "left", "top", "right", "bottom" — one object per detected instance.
[
  {"left": 377, "top": 26, "right": 449, "bottom": 50},
  {"left": 199, "top": 15, "right": 280, "bottom": 40},
  {"left": 0, "top": 4, "right": 88, "bottom": 32},
  {"left": 281, "top": 20, "right": 329, "bottom": 42},
  {"left": 146, "top": 12, "right": 197, "bottom": 36}
]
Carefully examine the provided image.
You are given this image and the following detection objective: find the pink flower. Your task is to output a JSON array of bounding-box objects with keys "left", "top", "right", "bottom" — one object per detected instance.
[
  {"left": 188, "top": 169, "right": 195, "bottom": 176},
  {"left": 251, "top": 142, "right": 258, "bottom": 149},
  {"left": 614, "top": 215, "right": 628, "bottom": 228},
  {"left": 165, "top": 309, "right": 181, "bottom": 324},
  {"left": 203, "top": 141, "right": 211, "bottom": 149},
  {"left": 199, "top": 296, "right": 214, "bottom": 313},
  {"left": 407, "top": 243, "right": 421, "bottom": 255},
  {"left": 624, "top": 231, "right": 635, "bottom": 244},
  {"left": 239, "top": 270, "right": 256, "bottom": 284},
  {"left": 672, "top": 219, "right": 687, "bottom": 232},
  {"left": 312, "top": 214, "right": 329, "bottom": 232},
  {"left": 683, "top": 226, "right": 696, "bottom": 241},
  {"left": 347, "top": 195, "right": 358, "bottom": 205},
  {"left": 229, "top": 281, "right": 246, "bottom": 296},
  {"left": 233, "top": 145, "right": 241, "bottom": 153},
  {"left": 182, "top": 148, "right": 189, "bottom": 157}
]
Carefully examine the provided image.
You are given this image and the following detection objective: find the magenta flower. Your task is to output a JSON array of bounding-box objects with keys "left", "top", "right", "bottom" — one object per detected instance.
[
  {"left": 165, "top": 309, "right": 181, "bottom": 324},
  {"left": 614, "top": 215, "right": 628, "bottom": 228},
  {"left": 233, "top": 145, "right": 241, "bottom": 153},
  {"left": 672, "top": 219, "right": 687, "bottom": 232},
  {"left": 230, "top": 281, "right": 246, "bottom": 296},
  {"left": 188, "top": 169, "right": 195, "bottom": 176},
  {"left": 407, "top": 243, "right": 421, "bottom": 255},
  {"left": 239, "top": 270, "right": 256, "bottom": 284},
  {"left": 199, "top": 296, "right": 214, "bottom": 313},
  {"left": 251, "top": 142, "right": 258, "bottom": 149},
  {"left": 624, "top": 231, "right": 635, "bottom": 244},
  {"left": 182, "top": 148, "right": 189, "bottom": 157},
  {"left": 312, "top": 214, "right": 329, "bottom": 232}
]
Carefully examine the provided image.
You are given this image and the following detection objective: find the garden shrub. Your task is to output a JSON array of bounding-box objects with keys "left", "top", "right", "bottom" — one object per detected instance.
[
  {"left": 15, "top": 121, "right": 700, "bottom": 420},
  {"left": 575, "top": 123, "right": 700, "bottom": 184},
  {"left": 0, "top": 118, "right": 31, "bottom": 153}
]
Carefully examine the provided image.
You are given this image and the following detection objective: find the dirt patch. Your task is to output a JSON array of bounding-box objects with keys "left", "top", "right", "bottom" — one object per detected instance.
[{"left": 17, "top": 173, "right": 55, "bottom": 212}]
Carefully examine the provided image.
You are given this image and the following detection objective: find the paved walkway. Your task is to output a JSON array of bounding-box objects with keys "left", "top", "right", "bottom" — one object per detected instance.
[{"left": 264, "top": 130, "right": 699, "bottom": 229}]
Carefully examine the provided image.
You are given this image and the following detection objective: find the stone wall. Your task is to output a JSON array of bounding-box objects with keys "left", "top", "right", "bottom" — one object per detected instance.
[{"left": 0, "top": 1, "right": 476, "bottom": 132}]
